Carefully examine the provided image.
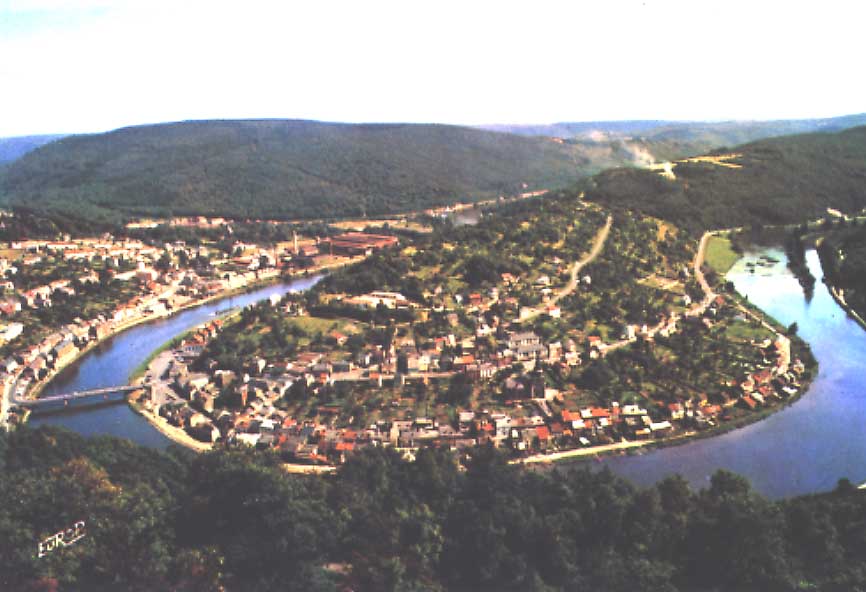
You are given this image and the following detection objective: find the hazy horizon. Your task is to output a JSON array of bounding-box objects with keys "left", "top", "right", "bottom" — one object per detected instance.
[
  {"left": 3, "top": 110, "right": 866, "bottom": 140},
  {"left": 2, "top": 0, "right": 865, "bottom": 136}
]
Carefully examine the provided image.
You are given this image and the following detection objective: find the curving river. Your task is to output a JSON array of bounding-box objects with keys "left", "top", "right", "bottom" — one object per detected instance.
[
  {"left": 30, "top": 275, "right": 321, "bottom": 448},
  {"left": 600, "top": 248, "right": 866, "bottom": 499},
  {"left": 29, "top": 248, "right": 866, "bottom": 499}
]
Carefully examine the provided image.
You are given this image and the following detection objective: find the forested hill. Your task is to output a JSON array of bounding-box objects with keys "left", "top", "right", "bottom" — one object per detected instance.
[
  {"left": 0, "top": 119, "right": 627, "bottom": 223},
  {"left": 583, "top": 125, "right": 866, "bottom": 232}
]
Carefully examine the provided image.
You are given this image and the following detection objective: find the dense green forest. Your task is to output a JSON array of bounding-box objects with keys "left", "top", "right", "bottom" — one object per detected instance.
[
  {"left": 0, "top": 120, "right": 626, "bottom": 223},
  {"left": 7, "top": 120, "right": 866, "bottom": 230},
  {"left": 817, "top": 220, "right": 866, "bottom": 319},
  {"left": 3, "top": 426, "right": 866, "bottom": 591},
  {"left": 583, "top": 126, "right": 866, "bottom": 231}
]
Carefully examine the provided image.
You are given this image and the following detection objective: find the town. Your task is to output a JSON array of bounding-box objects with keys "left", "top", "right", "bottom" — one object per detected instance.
[
  {"left": 0, "top": 202, "right": 815, "bottom": 468},
  {"left": 143, "top": 293, "right": 807, "bottom": 465},
  {"left": 130, "top": 209, "right": 812, "bottom": 466},
  {"left": 0, "top": 217, "right": 393, "bottom": 429}
]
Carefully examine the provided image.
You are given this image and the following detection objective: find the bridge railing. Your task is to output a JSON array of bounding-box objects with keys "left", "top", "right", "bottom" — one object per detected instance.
[{"left": 18, "top": 385, "right": 143, "bottom": 408}]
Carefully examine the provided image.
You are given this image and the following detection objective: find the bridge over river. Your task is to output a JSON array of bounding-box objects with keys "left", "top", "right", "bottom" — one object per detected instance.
[{"left": 16, "top": 384, "right": 145, "bottom": 413}]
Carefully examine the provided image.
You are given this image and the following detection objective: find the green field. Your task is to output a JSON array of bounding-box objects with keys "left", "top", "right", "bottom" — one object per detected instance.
[
  {"left": 722, "top": 318, "right": 774, "bottom": 343},
  {"left": 705, "top": 235, "right": 740, "bottom": 274}
]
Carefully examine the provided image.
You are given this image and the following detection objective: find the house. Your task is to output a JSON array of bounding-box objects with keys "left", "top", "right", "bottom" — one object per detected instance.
[
  {"left": 0, "top": 298, "right": 21, "bottom": 316},
  {"left": 189, "top": 421, "right": 222, "bottom": 443},
  {"left": 236, "top": 432, "right": 261, "bottom": 447},
  {"left": 89, "top": 322, "right": 112, "bottom": 340},
  {"left": 321, "top": 232, "right": 398, "bottom": 256},
  {"left": 649, "top": 421, "right": 674, "bottom": 435},
  {"left": 535, "top": 275, "right": 551, "bottom": 287},
  {"left": 328, "top": 331, "right": 348, "bottom": 347},
  {"left": 740, "top": 395, "right": 758, "bottom": 410},
  {"left": 464, "top": 362, "right": 496, "bottom": 381},
  {"left": 535, "top": 425, "right": 551, "bottom": 449},
  {"left": 580, "top": 407, "right": 612, "bottom": 429},
  {"left": 52, "top": 340, "right": 78, "bottom": 367},
  {"left": 0, "top": 323, "right": 24, "bottom": 342},
  {"left": 505, "top": 331, "right": 545, "bottom": 362},
  {"left": 666, "top": 402, "right": 685, "bottom": 421},
  {"left": 501, "top": 273, "right": 519, "bottom": 286}
]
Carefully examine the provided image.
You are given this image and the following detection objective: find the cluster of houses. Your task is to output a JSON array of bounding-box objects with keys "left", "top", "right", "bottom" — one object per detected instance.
[
  {"left": 0, "top": 314, "right": 128, "bottom": 426},
  {"left": 143, "top": 317, "right": 730, "bottom": 460},
  {"left": 736, "top": 334, "right": 806, "bottom": 410},
  {"left": 113, "top": 218, "right": 777, "bottom": 464},
  {"left": 0, "top": 227, "right": 408, "bottom": 430},
  {"left": 11, "top": 237, "right": 161, "bottom": 265},
  {"left": 140, "top": 276, "right": 809, "bottom": 464},
  {"left": 0, "top": 238, "right": 297, "bottom": 425}
]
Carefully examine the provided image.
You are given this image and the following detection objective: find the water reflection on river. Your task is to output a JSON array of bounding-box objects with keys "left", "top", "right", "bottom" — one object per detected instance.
[
  {"left": 30, "top": 248, "right": 866, "bottom": 498},
  {"left": 30, "top": 275, "right": 321, "bottom": 448},
  {"left": 598, "top": 249, "right": 866, "bottom": 499}
]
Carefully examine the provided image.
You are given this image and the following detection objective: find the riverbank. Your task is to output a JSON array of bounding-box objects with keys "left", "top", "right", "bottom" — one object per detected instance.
[
  {"left": 826, "top": 284, "right": 866, "bottom": 332},
  {"left": 511, "top": 439, "right": 653, "bottom": 465},
  {"left": 522, "top": 373, "right": 816, "bottom": 469},
  {"left": 128, "top": 388, "right": 213, "bottom": 452},
  {"left": 513, "top": 246, "right": 818, "bottom": 469},
  {"left": 21, "top": 263, "right": 339, "bottom": 409}
]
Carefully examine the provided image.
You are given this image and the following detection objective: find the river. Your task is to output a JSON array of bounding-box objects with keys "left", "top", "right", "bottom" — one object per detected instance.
[
  {"left": 599, "top": 248, "right": 866, "bottom": 499},
  {"left": 30, "top": 275, "right": 321, "bottom": 448},
  {"left": 29, "top": 248, "right": 866, "bottom": 499}
]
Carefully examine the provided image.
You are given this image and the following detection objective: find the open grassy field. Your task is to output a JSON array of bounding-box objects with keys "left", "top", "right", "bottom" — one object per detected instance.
[
  {"left": 705, "top": 235, "right": 740, "bottom": 274},
  {"left": 285, "top": 315, "right": 357, "bottom": 335},
  {"left": 722, "top": 318, "right": 774, "bottom": 343}
]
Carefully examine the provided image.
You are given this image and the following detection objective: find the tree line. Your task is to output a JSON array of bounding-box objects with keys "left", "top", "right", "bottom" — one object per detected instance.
[{"left": 2, "top": 426, "right": 866, "bottom": 591}]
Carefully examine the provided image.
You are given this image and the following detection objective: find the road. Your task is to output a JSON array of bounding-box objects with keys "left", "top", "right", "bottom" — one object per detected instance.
[
  {"left": 511, "top": 438, "right": 651, "bottom": 464},
  {"left": 689, "top": 230, "right": 717, "bottom": 316},
  {"left": 520, "top": 214, "right": 613, "bottom": 322},
  {"left": 594, "top": 228, "right": 729, "bottom": 355}
]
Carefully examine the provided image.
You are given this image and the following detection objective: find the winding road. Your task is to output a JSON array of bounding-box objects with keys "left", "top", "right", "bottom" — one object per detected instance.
[
  {"left": 690, "top": 230, "right": 717, "bottom": 316},
  {"left": 520, "top": 214, "right": 613, "bottom": 322}
]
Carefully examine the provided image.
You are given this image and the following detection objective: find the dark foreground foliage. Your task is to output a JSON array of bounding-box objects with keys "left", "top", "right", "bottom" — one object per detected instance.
[{"left": 2, "top": 426, "right": 866, "bottom": 591}]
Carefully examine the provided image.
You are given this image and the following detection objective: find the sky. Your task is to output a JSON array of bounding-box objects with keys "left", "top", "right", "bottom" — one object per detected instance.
[{"left": 1, "top": 0, "right": 865, "bottom": 136}]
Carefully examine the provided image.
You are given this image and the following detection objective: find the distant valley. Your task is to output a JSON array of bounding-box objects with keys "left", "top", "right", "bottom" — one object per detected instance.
[{"left": 480, "top": 112, "right": 866, "bottom": 156}]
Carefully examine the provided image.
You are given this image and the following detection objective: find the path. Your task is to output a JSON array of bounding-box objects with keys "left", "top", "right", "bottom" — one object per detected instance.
[
  {"left": 689, "top": 230, "right": 717, "bottom": 316},
  {"left": 594, "top": 227, "right": 742, "bottom": 355},
  {"left": 510, "top": 438, "right": 651, "bottom": 464},
  {"left": 520, "top": 215, "right": 613, "bottom": 322}
]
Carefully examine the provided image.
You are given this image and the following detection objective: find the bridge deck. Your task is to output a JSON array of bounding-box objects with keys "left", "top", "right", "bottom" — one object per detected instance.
[{"left": 18, "top": 384, "right": 143, "bottom": 408}]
